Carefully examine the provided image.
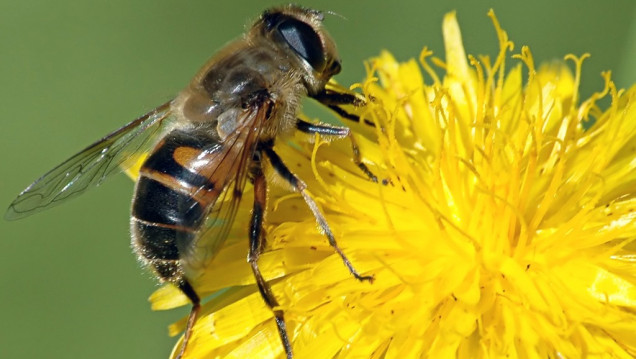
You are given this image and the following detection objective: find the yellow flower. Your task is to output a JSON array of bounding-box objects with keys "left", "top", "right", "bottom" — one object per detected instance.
[{"left": 151, "top": 10, "right": 636, "bottom": 358}]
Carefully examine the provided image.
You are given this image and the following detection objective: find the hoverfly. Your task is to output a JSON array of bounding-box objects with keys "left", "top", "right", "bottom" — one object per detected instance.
[{"left": 6, "top": 5, "right": 376, "bottom": 358}]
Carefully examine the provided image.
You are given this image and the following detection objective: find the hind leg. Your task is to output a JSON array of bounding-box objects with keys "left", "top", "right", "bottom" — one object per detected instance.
[
  {"left": 150, "top": 261, "right": 200, "bottom": 359},
  {"left": 247, "top": 167, "right": 293, "bottom": 358}
]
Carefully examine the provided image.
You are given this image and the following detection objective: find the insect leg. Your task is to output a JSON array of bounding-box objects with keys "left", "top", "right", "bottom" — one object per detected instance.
[
  {"left": 248, "top": 166, "right": 293, "bottom": 359},
  {"left": 174, "top": 279, "right": 201, "bottom": 359},
  {"left": 262, "top": 144, "right": 374, "bottom": 282},
  {"left": 311, "top": 89, "right": 377, "bottom": 127},
  {"left": 296, "top": 119, "right": 378, "bottom": 183},
  {"left": 147, "top": 260, "right": 199, "bottom": 359},
  {"left": 312, "top": 89, "right": 365, "bottom": 107}
]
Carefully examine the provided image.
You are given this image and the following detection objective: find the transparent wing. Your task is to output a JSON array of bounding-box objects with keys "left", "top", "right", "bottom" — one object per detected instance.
[
  {"left": 6, "top": 101, "right": 175, "bottom": 220},
  {"left": 180, "top": 101, "right": 271, "bottom": 273}
]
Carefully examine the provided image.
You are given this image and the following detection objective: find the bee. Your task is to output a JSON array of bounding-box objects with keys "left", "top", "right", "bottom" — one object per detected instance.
[{"left": 6, "top": 5, "right": 376, "bottom": 358}]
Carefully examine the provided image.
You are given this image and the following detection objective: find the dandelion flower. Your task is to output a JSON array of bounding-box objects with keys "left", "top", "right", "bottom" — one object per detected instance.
[{"left": 150, "top": 10, "right": 636, "bottom": 358}]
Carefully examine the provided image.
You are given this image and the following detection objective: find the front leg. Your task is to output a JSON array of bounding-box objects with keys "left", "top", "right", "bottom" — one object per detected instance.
[
  {"left": 311, "top": 88, "right": 377, "bottom": 127},
  {"left": 296, "top": 119, "right": 378, "bottom": 183},
  {"left": 311, "top": 89, "right": 366, "bottom": 107}
]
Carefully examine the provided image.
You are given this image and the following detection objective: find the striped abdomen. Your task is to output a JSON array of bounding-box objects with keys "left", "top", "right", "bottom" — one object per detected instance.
[{"left": 131, "top": 128, "right": 226, "bottom": 283}]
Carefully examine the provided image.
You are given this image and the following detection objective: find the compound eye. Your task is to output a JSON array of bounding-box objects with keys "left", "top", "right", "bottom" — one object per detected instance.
[{"left": 278, "top": 19, "right": 326, "bottom": 71}]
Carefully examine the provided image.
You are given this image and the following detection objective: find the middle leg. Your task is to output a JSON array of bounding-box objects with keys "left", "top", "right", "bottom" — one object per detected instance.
[
  {"left": 262, "top": 142, "right": 374, "bottom": 282},
  {"left": 296, "top": 119, "right": 378, "bottom": 183}
]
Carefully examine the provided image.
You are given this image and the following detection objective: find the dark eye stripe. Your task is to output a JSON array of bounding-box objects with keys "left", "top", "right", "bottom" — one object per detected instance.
[
  {"left": 280, "top": 21, "right": 319, "bottom": 63},
  {"left": 277, "top": 18, "right": 325, "bottom": 71}
]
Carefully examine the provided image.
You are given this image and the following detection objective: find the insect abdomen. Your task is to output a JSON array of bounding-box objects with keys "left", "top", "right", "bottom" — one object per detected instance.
[{"left": 131, "top": 129, "right": 219, "bottom": 282}]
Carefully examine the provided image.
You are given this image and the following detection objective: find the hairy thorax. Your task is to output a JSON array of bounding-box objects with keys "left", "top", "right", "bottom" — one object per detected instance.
[{"left": 172, "top": 39, "right": 306, "bottom": 142}]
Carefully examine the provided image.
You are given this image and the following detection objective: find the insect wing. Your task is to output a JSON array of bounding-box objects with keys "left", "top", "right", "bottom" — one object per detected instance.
[
  {"left": 180, "top": 102, "right": 271, "bottom": 272},
  {"left": 6, "top": 101, "right": 175, "bottom": 220}
]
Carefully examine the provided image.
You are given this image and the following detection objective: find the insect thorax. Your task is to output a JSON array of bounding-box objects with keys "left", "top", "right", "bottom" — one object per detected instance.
[{"left": 174, "top": 39, "right": 307, "bottom": 141}]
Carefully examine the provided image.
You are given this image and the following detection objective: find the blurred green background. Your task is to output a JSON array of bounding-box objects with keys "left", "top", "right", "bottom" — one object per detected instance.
[{"left": 1, "top": 1, "right": 634, "bottom": 358}]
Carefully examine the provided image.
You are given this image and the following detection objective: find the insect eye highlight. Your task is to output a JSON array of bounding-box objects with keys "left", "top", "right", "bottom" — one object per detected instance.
[{"left": 278, "top": 18, "right": 326, "bottom": 72}]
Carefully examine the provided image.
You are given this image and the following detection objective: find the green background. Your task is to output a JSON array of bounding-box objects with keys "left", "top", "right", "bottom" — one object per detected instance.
[{"left": 1, "top": 1, "right": 634, "bottom": 358}]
